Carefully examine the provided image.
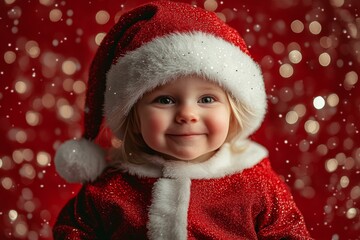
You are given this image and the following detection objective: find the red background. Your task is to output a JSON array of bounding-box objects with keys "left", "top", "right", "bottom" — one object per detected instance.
[{"left": 1, "top": 0, "right": 359, "bottom": 239}]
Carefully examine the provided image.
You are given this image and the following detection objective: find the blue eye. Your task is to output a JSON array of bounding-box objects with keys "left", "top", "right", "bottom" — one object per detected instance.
[
  {"left": 155, "top": 96, "right": 175, "bottom": 104},
  {"left": 199, "top": 96, "right": 215, "bottom": 103}
]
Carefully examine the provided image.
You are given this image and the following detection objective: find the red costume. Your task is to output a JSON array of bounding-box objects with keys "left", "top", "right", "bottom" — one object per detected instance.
[{"left": 53, "top": 142, "right": 312, "bottom": 239}]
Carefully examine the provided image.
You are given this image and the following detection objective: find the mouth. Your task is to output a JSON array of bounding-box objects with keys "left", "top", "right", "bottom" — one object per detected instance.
[
  {"left": 166, "top": 133, "right": 205, "bottom": 140},
  {"left": 167, "top": 133, "right": 204, "bottom": 137}
]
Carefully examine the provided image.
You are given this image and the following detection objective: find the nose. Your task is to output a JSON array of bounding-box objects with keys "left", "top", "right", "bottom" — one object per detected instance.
[{"left": 175, "top": 104, "right": 199, "bottom": 124}]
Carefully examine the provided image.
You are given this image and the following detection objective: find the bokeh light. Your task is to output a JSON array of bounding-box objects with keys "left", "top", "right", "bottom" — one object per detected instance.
[
  {"left": 49, "top": 9, "right": 62, "bottom": 22},
  {"left": 309, "top": 21, "right": 322, "bottom": 35},
  {"left": 290, "top": 20, "right": 304, "bottom": 33},
  {"left": 319, "top": 52, "right": 331, "bottom": 67},
  {"left": 289, "top": 50, "right": 302, "bottom": 64},
  {"left": 61, "top": 59, "right": 77, "bottom": 75},
  {"left": 279, "top": 63, "right": 294, "bottom": 78},
  {"left": 95, "top": 32, "right": 106, "bottom": 45},
  {"left": 204, "top": 0, "right": 218, "bottom": 12},
  {"left": 95, "top": 10, "right": 110, "bottom": 25},
  {"left": 4, "top": 51, "right": 16, "bottom": 64},
  {"left": 313, "top": 96, "right": 326, "bottom": 109}
]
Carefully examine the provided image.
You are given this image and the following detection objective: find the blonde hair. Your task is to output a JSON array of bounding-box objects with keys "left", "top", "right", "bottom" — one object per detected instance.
[{"left": 108, "top": 92, "right": 254, "bottom": 164}]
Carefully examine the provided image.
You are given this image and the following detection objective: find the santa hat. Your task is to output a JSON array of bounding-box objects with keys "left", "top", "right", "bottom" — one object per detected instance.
[{"left": 54, "top": 1, "right": 267, "bottom": 183}]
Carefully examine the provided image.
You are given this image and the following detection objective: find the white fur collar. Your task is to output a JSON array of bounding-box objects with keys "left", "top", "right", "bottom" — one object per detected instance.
[{"left": 120, "top": 140, "right": 268, "bottom": 179}]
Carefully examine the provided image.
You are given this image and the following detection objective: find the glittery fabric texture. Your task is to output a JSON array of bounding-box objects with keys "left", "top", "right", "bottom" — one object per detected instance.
[{"left": 53, "top": 159, "right": 312, "bottom": 239}]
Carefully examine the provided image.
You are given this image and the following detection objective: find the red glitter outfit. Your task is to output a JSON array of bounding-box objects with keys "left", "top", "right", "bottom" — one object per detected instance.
[{"left": 53, "top": 142, "right": 312, "bottom": 239}]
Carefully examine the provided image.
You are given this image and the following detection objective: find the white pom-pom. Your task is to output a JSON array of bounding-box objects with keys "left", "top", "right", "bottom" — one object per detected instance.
[{"left": 54, "top": 138, "right": 106, "bottom": 183}]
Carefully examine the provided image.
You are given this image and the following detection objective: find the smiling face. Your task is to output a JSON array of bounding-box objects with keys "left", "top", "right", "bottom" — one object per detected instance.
[{"left": 136, "top": 75, "right": 231, "bottom": 162}]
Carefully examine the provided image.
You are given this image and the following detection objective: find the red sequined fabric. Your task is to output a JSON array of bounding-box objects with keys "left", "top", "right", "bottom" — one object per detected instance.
[{"left": 53, "top": 159, "right": 312, "bottom": 239}]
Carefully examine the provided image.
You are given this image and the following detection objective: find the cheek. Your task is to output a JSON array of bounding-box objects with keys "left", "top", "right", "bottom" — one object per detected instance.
[
  {"left": 205, "top": 108, "right": 231, "bottom": 136},
  {"left": 139, "top": 111, "right": 168, "bottom": 137},
  {"left": 139, "top": 110, "right": 172, "bottom": 151}
]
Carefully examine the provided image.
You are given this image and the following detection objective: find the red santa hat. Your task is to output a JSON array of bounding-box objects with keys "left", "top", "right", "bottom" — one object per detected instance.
[{"left": 54, "top": 1, "right": 267, "bottom": 183}]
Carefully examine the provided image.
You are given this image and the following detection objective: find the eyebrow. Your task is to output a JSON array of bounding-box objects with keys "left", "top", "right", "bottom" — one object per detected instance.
[
  {"left": 148, "top": 81, "right": 224, "bottom": 94},
  {"left": 201, "top": 86, "right": 223, "bottom": 91}
]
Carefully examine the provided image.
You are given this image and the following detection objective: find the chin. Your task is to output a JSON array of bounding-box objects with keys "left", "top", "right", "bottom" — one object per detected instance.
[{"left": 169, "top": 152, "right": 214, "bottom": 163}]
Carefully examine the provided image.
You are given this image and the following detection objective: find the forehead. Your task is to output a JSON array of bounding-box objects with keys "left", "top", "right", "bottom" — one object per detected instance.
[{"left": 152, "top": 75, "right": 225, "bottom": 92}]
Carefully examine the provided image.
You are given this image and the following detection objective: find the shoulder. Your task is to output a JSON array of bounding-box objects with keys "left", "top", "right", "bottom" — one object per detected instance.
[
  {"left": 233, "top": 158, "right": 290, "bottom": 193},
  {"left": 90, "top": 166, "right": 125, "bottom": 186},
  {"left": 79, "top": 167, "right": 131, "bottom": 196},
  {"left": 241, "top": 157, "right": 277, "bottom": 178},
  {"left": 83, "top": 166, "right": 157, "bottom": 195}
]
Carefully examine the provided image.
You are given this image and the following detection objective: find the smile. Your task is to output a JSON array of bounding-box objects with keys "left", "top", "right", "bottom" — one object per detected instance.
[{"left": 166, "top": 133, "right": 204, "bottom": 138}]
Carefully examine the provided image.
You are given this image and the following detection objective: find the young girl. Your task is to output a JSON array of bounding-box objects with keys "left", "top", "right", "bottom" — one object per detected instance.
[{"left": 53, "top": 1, "right": 312, "bottom": 239}]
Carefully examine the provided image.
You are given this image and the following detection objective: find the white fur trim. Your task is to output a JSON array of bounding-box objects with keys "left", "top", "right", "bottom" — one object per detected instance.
[
  {"left": 54, "top": 138, "right": 106, "bottom": 183},
  {"left": 105, "top": 31, "right": 266, "bottom": 139},
  {"left": 120, "top": 140, "right": 268, "bottom": 179},
  {"left": 163, "top": 141, "right": 267, "bottom": 179},
  {"left": 147, "top": 178, "right": 191, "bottom": 240}
]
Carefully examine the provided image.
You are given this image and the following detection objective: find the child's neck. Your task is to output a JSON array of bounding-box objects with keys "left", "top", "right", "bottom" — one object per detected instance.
[{"left": 158, "top": 150, "right": 218, "bottom": 163}]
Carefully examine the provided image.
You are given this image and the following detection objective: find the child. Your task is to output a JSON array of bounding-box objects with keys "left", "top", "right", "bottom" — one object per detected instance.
[{"left": 53, "top": 1, "right": 312, "bottom": 239}]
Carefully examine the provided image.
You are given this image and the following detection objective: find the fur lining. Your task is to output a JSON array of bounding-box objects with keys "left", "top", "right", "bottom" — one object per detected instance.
[
  {"left": 120, "top": 140, "right": 268, "bottom": 179},
  {"left": 105, "top": 31, "right": 266, "bottom": 140},
  {"left": 147, "top": 178, "right": 191, "bottom": 240}
]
